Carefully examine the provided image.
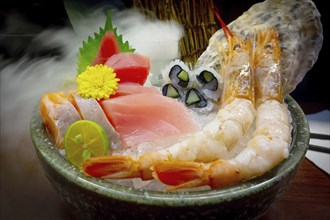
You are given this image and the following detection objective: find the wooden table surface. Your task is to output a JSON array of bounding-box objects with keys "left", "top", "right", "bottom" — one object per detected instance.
[{"left": 260, "top": 158, "right": 330, "bottom": 220}]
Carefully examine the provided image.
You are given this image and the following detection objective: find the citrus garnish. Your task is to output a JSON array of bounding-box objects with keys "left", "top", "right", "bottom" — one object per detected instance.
[{"left": 64, "top": 120, "right": 109, "bottom": 168}]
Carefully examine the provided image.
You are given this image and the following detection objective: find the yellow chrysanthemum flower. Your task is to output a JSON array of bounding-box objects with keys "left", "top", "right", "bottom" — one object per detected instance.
[{"left": 77, "top": 64, "right": 119, "bottom": 100}]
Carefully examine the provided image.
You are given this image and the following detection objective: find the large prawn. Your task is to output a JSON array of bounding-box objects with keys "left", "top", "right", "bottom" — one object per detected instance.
[
  {"left": 152, "top": 28, "right": 291, "bottom": 191},
  {"left": 82, "top": 10, "right": 256, "bottom": 180}
]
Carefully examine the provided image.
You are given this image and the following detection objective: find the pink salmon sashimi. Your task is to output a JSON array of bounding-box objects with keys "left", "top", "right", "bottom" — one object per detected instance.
[
  {"left": 100, "top": 93, "right": 199, "bottom": 147},
  {"left": 111, "top": 82, "right": 161, "bottom": 98}
]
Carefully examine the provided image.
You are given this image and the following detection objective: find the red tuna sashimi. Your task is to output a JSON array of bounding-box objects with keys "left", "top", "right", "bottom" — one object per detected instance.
[
  {"left": 105, "top": 53, "right": 150, "bottom": 85},
  {"left": 92, "top": 31, "right": 120, "bottom": 65},
  {"left": 100, "top": 93, "right": 199, "bottom": 147},
  {"left": 111, "top": 82, "right": 161, "bottom": 98}
]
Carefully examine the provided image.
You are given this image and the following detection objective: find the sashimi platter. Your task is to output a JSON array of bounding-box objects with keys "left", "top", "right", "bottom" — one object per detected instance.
[{"left": 35, "top": 0, "right": 323, "bottom": 193}]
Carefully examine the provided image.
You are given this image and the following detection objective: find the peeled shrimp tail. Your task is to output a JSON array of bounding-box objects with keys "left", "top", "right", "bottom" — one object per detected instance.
[
  {"left": 152, "top": 160, "right": 242, "bottom": 191},
  {"left": 83, "top": 152, "right": 168, "bottom": 180}
]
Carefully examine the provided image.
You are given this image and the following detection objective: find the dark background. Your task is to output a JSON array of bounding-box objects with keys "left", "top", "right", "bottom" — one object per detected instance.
[{"left": 1, "top": 0, "right": 328, "bottom": 113}]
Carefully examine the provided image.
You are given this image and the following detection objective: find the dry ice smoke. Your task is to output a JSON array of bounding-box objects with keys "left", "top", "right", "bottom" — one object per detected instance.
[
  {"left": 0, "top": 5, "right": 184, "bottom": 214},
  {"left": 113, "top": 9, "right": 184, "bottom": 60}
]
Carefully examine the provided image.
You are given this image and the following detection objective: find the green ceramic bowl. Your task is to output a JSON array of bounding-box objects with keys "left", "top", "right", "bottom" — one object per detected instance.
[{"left": 30, "top": 96, "right": 309, "bottom": 220}]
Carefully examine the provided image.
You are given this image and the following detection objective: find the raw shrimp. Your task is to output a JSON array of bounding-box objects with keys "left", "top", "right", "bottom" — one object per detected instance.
[
  {"left": 82, "top": 15, "right": 256, "bottom": 180},
  {"left": 152, "top": 28, "right": 291, "bottom": 191},
  {"left": 196, "top": 0, "right": 323, "bottom": 95}
]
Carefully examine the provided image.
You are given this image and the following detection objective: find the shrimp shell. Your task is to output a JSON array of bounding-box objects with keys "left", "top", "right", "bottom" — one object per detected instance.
[{"left": 196, "top": 0, "right": 323, "bottom": 95}]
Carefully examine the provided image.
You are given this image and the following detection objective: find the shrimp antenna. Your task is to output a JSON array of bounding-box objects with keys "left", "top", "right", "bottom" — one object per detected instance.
[{"left": 212, "top": 3, "right": 233, "bottom": 40}]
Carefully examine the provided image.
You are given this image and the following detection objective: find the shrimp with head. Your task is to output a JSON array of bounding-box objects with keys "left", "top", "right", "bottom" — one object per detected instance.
[
  {"left": 152, "top": 28, "right": 291, "bottom": 191},
  {"left": 82, "top": 8, "right": 256, "bottom": 181}
]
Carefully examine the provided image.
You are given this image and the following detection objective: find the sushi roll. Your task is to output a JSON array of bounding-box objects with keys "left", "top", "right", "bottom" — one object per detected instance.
[
  {"left": 162, "top": 83, "right": 181, "bottom": 99},
  {"left": 161, "top": 60, "right": 222, "bottom": 111},
  {"left": 184, "top": 88, "right": 207, "bottom": 108},
  {"left": 161, "top": 59, "right": 192, "bottom": 89},
  {"left": 191, "top": 66, "right": 223, "bottom": 101}
]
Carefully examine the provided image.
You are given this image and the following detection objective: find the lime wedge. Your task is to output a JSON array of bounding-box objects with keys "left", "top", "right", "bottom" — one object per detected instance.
[{"left": 64, "top": 120, "right": 109, "bottom": 168}]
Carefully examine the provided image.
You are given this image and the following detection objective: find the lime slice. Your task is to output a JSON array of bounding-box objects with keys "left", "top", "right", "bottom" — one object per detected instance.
[{"left": 64, "top": 120, "right": 109, "bottom": 168}]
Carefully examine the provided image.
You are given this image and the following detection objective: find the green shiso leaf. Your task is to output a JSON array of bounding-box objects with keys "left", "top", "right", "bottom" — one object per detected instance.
[{"left": 77, "top": 10, "right": 135, "bottom": 74}]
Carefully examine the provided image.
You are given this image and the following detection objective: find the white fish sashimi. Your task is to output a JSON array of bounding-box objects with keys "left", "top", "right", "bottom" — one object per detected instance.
[{"left": 68, "top": 92, "right": 121, "bottom": 150}]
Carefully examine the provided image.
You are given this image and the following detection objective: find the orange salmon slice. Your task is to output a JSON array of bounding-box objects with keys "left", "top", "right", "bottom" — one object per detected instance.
[{"left": 40, "top": 92, "right": 81, "bottom": 148}]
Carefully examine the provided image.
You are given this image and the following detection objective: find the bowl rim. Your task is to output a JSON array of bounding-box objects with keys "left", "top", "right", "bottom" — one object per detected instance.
[{"left": 30, "top": 95, "right": 310, "bottom": 207}]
